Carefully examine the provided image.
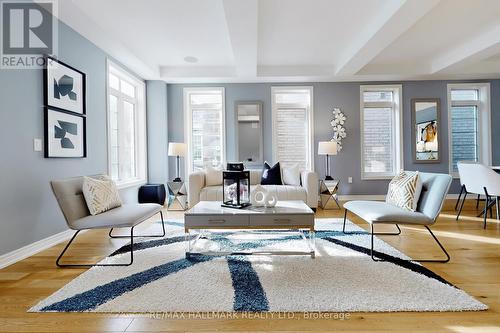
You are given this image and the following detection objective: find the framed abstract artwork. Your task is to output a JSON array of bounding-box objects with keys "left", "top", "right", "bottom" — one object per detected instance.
[
  {"left": 44, "top": 56, "right": 86, "bottom": 115},
  {"left": 44, "top": 107, "right": 87, "bottom": 158}
]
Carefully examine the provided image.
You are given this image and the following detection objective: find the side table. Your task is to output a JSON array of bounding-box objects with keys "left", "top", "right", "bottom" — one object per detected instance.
[
  {"left": 167, "top": 181, "right": 187, "bottom": 211},
  {"left": 319, "top": 179, "right": 340, "bottom": 209}
]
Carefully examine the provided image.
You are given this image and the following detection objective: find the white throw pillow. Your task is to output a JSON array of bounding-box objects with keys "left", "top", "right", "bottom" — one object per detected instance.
[
  {"left": 282, "top": 164, "right": 301, "bottom": 186},
  {"left": 82, "top": 176, "right": 122, "bottom": 216},
  {"left": 386, "top": 171, "right": 422, "bottom": 211},
  {"left": 205, "top": 166, "right": 222, "bottom": 186}
]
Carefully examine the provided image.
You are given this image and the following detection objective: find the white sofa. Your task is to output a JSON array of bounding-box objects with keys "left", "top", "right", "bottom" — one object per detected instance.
[{"left": 188, "top": 169, "right": 319, "bottom": 209}]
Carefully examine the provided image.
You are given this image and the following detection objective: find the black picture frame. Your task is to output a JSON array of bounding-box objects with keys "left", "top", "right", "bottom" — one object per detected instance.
[
  {"left": 44, "top": 55, "right": 86, "bottom": 115},
  {"left": 44, "top": 107, "right": 87, "bottom": 158}
]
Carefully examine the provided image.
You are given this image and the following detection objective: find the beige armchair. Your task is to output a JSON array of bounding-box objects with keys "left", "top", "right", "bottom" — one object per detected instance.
[{"left": 51, "top": 176, "right": 165, "bottom": 267}]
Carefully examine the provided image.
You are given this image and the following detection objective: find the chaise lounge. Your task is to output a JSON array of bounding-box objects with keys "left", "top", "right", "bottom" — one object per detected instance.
[
  {"left": 51, "top": 176, "right": 166, "bottom": 267},
  {"left": 343, "top": 172, "right": 452, "bottom": 263}
]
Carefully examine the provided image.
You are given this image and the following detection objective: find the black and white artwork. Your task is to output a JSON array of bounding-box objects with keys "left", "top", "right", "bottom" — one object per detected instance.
[
  {"left": 45, "top": 108, "right": 86, "bottom": 158},
  {"left": 45, "top": 56, "right": 86, "bottom": 115}
]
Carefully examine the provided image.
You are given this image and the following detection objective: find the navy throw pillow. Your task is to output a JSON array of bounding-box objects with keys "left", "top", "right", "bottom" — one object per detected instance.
[{"left": 261, "top": 162, "right": 282, "bottom": 185}]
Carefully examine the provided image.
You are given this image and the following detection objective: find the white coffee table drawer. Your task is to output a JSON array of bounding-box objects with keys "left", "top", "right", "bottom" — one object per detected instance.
[
  {"left": 185, "top": 215, "right": 249, "bottom": 228},
  {"left": 249, "top": 214, "right": 313, "bottom": 227}
]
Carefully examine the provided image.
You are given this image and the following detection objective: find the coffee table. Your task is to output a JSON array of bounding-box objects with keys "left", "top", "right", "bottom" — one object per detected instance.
[{"left": 184, "top": 200, "right": 315, "bottom": 258}]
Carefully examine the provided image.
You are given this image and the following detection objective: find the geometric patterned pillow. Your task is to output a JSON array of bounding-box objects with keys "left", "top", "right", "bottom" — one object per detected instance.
[
  {"left": 82, "top": 176, "right": 122, "bottom": 216},
  {"left": 386, "top": 170, "right": 421, "bottom": 211}
]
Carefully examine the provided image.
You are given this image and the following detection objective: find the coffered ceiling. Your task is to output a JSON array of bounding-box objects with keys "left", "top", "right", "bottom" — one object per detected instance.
[{"left": 56, "top": 0, "right": 500, "bottom": 82}]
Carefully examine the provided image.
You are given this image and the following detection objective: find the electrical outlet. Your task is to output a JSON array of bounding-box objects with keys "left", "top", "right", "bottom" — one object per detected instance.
[
  {"left": 348, "top": 177, "right": 353, "bottom": 184},
  {"left": 34, "top": 138, "right": 42, "bottom": 152}
]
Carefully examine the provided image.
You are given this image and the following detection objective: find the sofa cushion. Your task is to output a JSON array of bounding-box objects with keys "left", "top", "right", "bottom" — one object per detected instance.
[
  {"left": 71, "top": 203, "right": 161, "bottom": 230},
  {"left": 261, "top": 162, "right": 282, "bottom": 185},
  {"left": 282, "top": 164, "right": 301, "bottom": 186},
  {"left": 344, "top": 200, "right": 433, "bottom": 225},
  {"left": 199, "top": 185, "right": 307, "bottom": 203},
  {"left": 205, "top": 166, "right": 222, "bottom": 186}
]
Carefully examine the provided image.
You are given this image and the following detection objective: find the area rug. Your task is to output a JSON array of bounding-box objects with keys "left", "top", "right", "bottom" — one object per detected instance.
[{"left": 29, "top": 218, "right": 487, "bottom": 313}]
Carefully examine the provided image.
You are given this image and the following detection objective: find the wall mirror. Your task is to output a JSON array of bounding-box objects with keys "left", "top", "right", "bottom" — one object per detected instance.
[
  {"left": 412, "top": 98, "right": 440, "bottom": 163},
  {"left": 235, "top": 101, "right": 263, "bottom": 168}
]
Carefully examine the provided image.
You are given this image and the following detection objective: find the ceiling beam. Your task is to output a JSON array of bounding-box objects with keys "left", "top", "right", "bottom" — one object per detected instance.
[
  {"left": 221, "top": 0, "right": 258, "bottom": 77},
  {"left": 335, "top": 0, "right": 440, "bottom": 76},
  {"left": 258, "top": 65, "right": 333, "bottom": 77},
  {"left": 160, "top": 66, "right": 235, "bottom": 78},
  {"left": 53, "top": 0, "right": 159, "bottom": 79},
  {"left": 430, "top": 25, "right": 500, "bottom": 74}
]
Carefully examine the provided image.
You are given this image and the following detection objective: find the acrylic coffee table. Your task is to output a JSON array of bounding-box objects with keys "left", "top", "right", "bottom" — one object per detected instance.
[{"left": 184, "top": 200, "right": 315, "bottom": 258}]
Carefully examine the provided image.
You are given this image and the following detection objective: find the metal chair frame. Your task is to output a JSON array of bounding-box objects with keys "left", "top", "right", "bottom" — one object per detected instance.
[
  {"left": 56, "top": 211, "right": 165, "bottom": 268},
  {"left": 342, "top": 209, "right": 450, "bottom": 263}
]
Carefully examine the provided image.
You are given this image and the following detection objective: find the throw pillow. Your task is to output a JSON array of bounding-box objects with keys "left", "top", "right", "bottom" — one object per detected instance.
[
  {"left": 261, "top": 161, "right": 282, "bottom": 185},
  {"left": 282, "top": 164, "right": 301, "bottom": 186},
  {"left": 82, "top": 176, "right": 122, "bottom": 216},
  {"left": 205, "top": 166, "right": 222, "bottom": 186},
  {"left": 386, "top": 171, "right": 422, "bottom": 211}
]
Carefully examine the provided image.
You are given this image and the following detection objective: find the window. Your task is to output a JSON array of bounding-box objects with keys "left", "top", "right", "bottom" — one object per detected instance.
[
  {"left": 447, "top": 83, "right": 491, "bottom": 175},
  {"left": 360, "top": 85, "right": 403, "bottom": 179},
  {"left": 271, "top": 86, "right": 314, "bottom": 170},
  {"left": 184, "top": 87, "right": 225, "bottom": 172},
  {"left": 106, "top": 60, "right": 146, "bottom": 188}
]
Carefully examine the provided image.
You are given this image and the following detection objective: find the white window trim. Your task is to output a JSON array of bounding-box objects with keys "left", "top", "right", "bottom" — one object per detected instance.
[
  {"left": 183, "top": 87, "right": 226, "bottom": 174},
  {"left": 447, "top": 83, "right": 491, "bottom": 178},
  {"left": 106, "top": 59, "right": 147, "bottom": 189},
  {"left": 360, "top": 84, "right": 404, "bottom": 180},
  {"left": 271, "top": 86, "right": 315, "bottom": 171}
]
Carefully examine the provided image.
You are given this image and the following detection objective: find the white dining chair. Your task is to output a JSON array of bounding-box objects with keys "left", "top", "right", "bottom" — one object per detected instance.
[{"left": 456, "top": 162, "right": 500, "bottom": 228}]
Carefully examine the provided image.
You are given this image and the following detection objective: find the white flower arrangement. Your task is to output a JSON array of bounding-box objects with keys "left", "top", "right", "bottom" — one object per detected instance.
[{"left": 330, "top": 108, "right": 347, "bottom": 151}]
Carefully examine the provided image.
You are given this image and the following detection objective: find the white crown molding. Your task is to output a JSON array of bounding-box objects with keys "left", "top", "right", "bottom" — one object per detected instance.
[{"left": 0, "top": 229, "right": 77, "bottom": 269}]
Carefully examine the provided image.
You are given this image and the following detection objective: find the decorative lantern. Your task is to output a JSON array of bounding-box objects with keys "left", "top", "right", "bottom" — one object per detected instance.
[{"left": 222, "top": 163, "right": 251, "bottom": 209}]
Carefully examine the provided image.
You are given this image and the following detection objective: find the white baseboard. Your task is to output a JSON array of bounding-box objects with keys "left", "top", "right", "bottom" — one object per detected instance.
[
  {"left": 337, "top": 194, "right": 465, "bottom": 201},
  {"left": 0, "top": 229, "right": 75, "bottom": 270},
  {"left": 338, "top": 194, "right": 386, "bottom": 201}
]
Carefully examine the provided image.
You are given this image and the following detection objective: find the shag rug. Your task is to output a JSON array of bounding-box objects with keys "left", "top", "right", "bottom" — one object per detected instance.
[{"left": 30, "top": 218, "right": 487, "bottom": 313}]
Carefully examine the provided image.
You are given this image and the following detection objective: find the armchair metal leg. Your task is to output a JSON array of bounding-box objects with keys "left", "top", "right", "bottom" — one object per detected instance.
[
  {"left": 109, "top": 211, "right": 166, "bottom": 238},
  {"left": 370, "top": 225, "right": 450, "bottom": 263},
  {"left": 56, "top": 228, "right": 134, "bottom": 268},
  {"left": 343, "top": 209, "right": 400, "bottom": 235}
]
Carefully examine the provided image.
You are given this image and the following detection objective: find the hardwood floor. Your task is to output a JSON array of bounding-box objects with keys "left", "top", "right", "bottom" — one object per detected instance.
[{"left": 1, "top": 199, "right": 499, "bottom": 332}]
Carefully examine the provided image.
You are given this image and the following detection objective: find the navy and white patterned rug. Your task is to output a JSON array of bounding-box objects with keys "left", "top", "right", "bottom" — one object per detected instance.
[{"left": 30, "top": 218, "right": 487, "bottom": 313}]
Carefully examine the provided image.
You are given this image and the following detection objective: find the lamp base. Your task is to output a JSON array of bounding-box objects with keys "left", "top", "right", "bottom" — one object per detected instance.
[
  {"left": 324, "top": 175, "right": 334, "bottom": 181},
  {"left": 172, "top": 177, "right": 182, "bottom": 182}
]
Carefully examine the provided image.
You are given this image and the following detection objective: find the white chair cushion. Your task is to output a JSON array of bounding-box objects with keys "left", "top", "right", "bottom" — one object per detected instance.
[{"left": 344, "top": 201, "right": 433, "bottom": 225}]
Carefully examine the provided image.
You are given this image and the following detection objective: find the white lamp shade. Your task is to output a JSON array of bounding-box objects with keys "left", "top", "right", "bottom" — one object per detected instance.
[
  {"left": 318, "top": 141, "right": 338, "bottom": 155},
  {"left": 168, "top": 142, "right": 187, "bottom": 157}
]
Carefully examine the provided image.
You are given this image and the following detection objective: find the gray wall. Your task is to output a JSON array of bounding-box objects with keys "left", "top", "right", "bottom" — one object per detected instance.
[
  {"left": 146, "top": 81, "right": 169, "bottom": 184},
  {"left": 0, "top": 15, "right": 143, "bottom": 255},
  {"left": 167, "top": 80, "right": 500, "bottom": 195}
]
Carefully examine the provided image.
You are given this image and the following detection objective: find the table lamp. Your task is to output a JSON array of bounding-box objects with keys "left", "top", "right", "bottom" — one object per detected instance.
[
  {"left": 168, "top": 142, "right": 187, "bottom": 182},
  {"left": 318, "top": 141, "right": 338, "bottom": 180}
]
